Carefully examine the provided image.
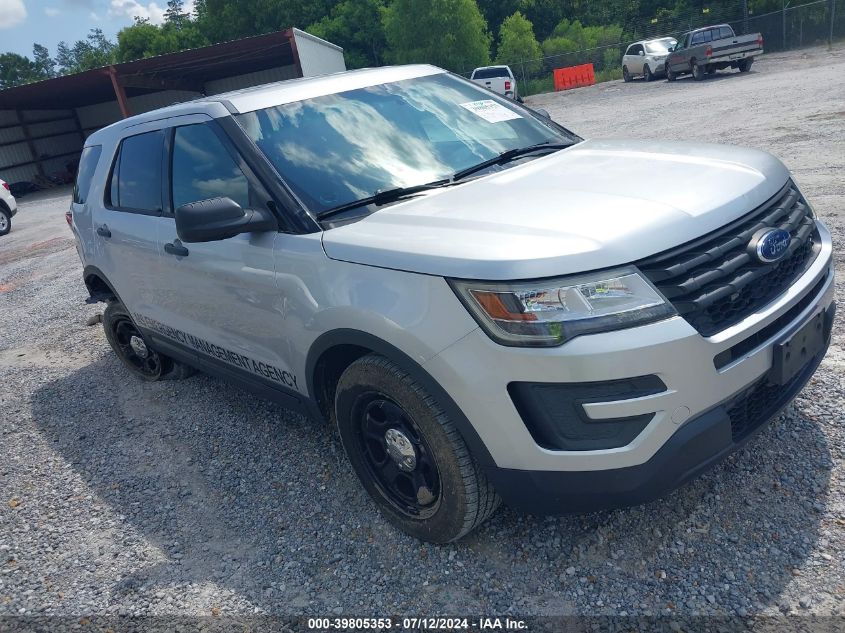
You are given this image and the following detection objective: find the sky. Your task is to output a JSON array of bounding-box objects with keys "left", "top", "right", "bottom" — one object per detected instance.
[{"left": 0, "top": 0, "right": 195, "bottom": 58}]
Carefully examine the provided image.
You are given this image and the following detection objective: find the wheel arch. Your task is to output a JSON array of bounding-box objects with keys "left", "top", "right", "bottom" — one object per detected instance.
[
  {"left": 83, "top": 265, "right": 121, "bottom": 303},
  {"left": 306, "top": 329, "right": 495, "bottom": 467}
]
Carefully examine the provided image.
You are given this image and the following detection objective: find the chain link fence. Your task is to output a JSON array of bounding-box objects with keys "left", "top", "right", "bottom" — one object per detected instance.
[{"left": 466, "top": 0, "right": 843, "bottom": 97}]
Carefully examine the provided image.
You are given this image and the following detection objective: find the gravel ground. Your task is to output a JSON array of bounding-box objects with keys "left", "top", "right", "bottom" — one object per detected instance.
[{"left": 1, "top": 44, "right": 844, "bottom": 622}]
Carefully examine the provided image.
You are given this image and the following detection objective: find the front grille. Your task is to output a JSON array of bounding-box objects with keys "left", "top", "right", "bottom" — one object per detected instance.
[{"left": 639, "top": 182, "right": 819, "bottom": 336}]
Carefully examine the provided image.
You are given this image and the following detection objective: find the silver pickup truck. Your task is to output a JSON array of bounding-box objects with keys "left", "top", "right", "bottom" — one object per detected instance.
[{"left": 667, "top": 24, "right": 763, "bottom": 81}]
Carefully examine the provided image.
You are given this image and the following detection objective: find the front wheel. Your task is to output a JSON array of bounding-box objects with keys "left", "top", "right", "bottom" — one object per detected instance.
[
  {"left": 622, "top": 66, "right": 631, "bottom": 82},
  {"left": 335, "top": 354, "right": 500, "bottom": 543},
  {"left": 666, "top": 64, "right": 677, "bottom": 82},
  {"left": 692, "top": 60, "right": 705, "bottom": 81},
  {"left": 644, "top": 65, "right": 653, "bottom": 82},
  {"left": 0, "top": 208, "right": 10, "bottom": 236}
]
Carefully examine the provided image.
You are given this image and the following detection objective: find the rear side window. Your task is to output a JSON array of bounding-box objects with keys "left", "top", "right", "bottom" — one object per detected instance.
[
  {"left": 73, "top": 145, "right": 102, "bottom": 205},
  {"left": 171, "top": 123, "right": 251, "bottom": 210},
  {"left": 108, "top": 131, "right": 163, "bottom": 213}
]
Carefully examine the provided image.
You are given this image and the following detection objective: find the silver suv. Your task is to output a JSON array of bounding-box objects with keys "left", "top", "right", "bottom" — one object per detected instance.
[{"left": 71, "top": 65, "right": 835, "bottom": 543}]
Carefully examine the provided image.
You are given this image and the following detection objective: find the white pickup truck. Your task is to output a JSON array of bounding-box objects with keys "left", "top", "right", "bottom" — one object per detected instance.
[{"left": 470, "top": 65, "right": 519, "bottom": 101}]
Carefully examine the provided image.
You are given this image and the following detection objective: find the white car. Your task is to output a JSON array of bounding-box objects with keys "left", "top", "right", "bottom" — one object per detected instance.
[
  {"left": 623, "top": 37, "right": 678, "bottom": 82},
  {"left": 0, "top": 179, "right": 17, "bottom": 236},
  {"left": 470, "top": 65, "right": 520, "bottom": 101}
]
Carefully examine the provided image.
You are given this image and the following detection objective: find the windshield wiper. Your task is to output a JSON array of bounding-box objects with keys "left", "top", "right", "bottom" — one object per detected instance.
[
  {"left": 316, "top": 179, "right": 452, "bottom": 221},
  {"left": 452, "top": 142, "right": 572, "bottom": 181}
]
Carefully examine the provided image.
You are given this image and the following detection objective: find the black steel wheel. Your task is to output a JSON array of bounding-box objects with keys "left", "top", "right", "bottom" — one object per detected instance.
[
  {"left": 335, "top": 354, "right": 500, "bottom": 542},
  {"left": 105, "top": 304, "right": 163, "bottom": 380},
  {"left": 355, "top": 396, "right": 441, "bottom": 518},
  {"left": 103, "top": 300, "right": 195, "bottom": 381}
]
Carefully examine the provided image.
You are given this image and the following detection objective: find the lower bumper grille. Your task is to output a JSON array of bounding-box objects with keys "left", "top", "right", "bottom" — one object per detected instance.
[{"left": 725, "top": 347, "right": 824, "bottom": 442}]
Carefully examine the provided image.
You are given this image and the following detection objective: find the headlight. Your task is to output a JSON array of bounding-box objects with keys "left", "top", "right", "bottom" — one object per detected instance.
[{"left": 449, "top": 267, "right": 676, "bottom": 347}]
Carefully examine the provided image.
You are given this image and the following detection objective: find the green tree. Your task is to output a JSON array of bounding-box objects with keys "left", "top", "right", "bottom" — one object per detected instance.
[
  {"left": 56, "top": 29, "right": 117, "bottom": 74},
  {"left": 195, "top": 0, "right": 340, "bottom": 44},
  {"left": 32, "top": 44, "right": 56, "bottom": 79},
  {"left": 383, "top": 0, "right": 491, "bottom": 72},
  {"left": 0, "top": 53, "right": 39, "bottom": 88},
  {"left": 495, "top": 11, "right": 542, "bottom": 71},
  {"left": 164, "top": 0, "right": 191, "bottom": 29},
  {"left": 307, "top": 0, "right": 387, "bottom": 68},
  {"left": 116, "top": 18, "right": 161, "bottom": 62}
]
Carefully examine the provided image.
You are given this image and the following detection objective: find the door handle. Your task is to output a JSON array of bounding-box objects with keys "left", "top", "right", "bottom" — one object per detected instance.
[
  {"left": 96, "top": 225, "right": 111, "bottom": 238},
  {"left": 164, "top": 240, "right": 189, "bottom": 257}
]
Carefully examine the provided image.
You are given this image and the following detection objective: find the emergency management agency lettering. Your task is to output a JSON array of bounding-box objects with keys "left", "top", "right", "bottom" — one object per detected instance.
[{"left": 134, "top": 313, "right": 299, "bottom": 392}]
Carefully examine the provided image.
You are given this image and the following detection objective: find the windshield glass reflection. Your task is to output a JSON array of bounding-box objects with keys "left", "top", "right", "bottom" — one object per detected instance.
[{"left": 236, "top": 73, "right": 578, "bottom": 214}]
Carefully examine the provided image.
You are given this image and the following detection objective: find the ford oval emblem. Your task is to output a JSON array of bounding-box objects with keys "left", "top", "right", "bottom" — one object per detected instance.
[{"left": 749, "top": 228, "right": 791, "bottom": 263}]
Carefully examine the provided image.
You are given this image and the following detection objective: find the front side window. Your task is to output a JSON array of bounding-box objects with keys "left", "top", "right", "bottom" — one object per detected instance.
[
  {"left": 109, "top": 131, "right": 163, "bottom": 212},
  {"left": 236, "top": 73, "right": 579, "bottom": 215},
  {"left": 73, "top": 145, "right": 102, "bottom": 205},
  {"left": 691, "top": 32, "right": 705, "bottom": 45},
  {"left": 720, "top": 26, "right": 734, "bottom": 39},
  {"left": 171, "top": 123, "right": 251, "bottom": 210}
]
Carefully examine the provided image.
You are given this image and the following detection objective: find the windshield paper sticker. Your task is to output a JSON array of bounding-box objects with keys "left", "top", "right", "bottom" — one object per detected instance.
[{"left": 460, "top": 100, "right": 522, "bottom": 123}]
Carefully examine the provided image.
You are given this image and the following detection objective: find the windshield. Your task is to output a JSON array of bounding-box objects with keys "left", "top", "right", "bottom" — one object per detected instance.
[
  {"left": 645, "top": 39, "right": 675, "bottom": 54},
  {"left": 236, "top": 73, "right": 578, "bottom": 215}
]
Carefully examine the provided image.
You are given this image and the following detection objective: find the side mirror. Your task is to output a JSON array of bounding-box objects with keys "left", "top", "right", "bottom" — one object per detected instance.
[
  {"left": 638, "top": 50, "right": 644, "bottom": 56},
  {"left": 175, "top": 196, "right": 277, "bottom": 243},
  {"left": 533, "top": 108, "right": 551, "bottom": 119}
]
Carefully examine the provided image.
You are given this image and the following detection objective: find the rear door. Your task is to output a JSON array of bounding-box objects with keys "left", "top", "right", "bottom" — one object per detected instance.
[
  {"left": 90, "top": 127, "right": 167, "bottom": 317},
  {"left": 151, "top": 119, "right": 300, "bottom": 396}
]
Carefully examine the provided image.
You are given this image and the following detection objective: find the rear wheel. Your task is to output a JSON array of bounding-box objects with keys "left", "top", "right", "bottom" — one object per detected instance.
[
  {"left": 643, "top": 65, "right": 653, "bottom": 82},
  {"left": 103, "top": 300, "right": 195, "bottom": 381},
  {"left": 622, "top": 66, "right": 631, "bottom": 82},
  {"left": 335, "top": 354, "right": 500, "bottom": 543},
  {"left": 738, "top": 58, "right": 754, "bottom": 72},
  {"left": 0, "top": 208, "right": 10, "bottom": 236},
  {"left": 692, "top": 60, "right": 705, "bottom": 81}
]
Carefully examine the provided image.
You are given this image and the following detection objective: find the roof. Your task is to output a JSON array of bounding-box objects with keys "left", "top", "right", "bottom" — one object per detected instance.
[
  {"left": 0, "top": 29, "right": 303, "bottom": 111},
  {"left": 86, "top": 64, "right": 445, "bottom": 144}
]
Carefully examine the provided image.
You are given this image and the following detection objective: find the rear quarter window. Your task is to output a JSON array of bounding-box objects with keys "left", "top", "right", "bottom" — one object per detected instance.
[{"left": 73, "top": 145, "right": 102, "bottom": 205}]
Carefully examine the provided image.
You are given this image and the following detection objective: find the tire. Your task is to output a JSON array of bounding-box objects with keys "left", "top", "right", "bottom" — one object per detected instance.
[
  {"left": 738, "top": 58, "right": 753, "bottom": 72},
  {"left": 692, "top": 60, "right": 705, "bottom": 81},
  {"left": 666, "top": 64, "right": 676, "bottom": 82},
  {"left": 103, "top": 300, "right": 195, "bottom": 382},
  {"left": 622, "top": 66, "right": 631, "bottom": 82},
  {"left": 0, "top": 208, "right": 10, "bottom": 236},
  {"left": 335, "top": 354, "right": 500, "bottom": 543},
  {"left": 643, "top": 65, "right": 653, "bottom": 82}
]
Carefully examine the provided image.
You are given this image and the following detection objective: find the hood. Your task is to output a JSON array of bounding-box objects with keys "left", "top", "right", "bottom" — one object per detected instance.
[{"left": 321, "top": 138, "right": 790, "bottom": 280}]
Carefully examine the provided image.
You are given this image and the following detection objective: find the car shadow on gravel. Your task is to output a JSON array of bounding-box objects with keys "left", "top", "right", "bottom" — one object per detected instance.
[{"left": 31, "top": 353, "right": 834, "bottom": 614}]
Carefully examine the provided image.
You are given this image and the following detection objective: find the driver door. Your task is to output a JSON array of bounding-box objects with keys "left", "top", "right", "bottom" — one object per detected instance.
[{"left": 152, "top": 119, "right": 299, "bottom": 395}]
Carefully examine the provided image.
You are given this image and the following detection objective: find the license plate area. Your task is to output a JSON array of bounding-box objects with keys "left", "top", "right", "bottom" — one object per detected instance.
[{"left": 769, "top": 311, "right": 826, "bottom": 385}]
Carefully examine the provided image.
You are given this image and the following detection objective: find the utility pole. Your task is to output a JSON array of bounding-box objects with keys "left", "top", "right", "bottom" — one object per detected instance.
[
  {"left": 783, "top": 1, "right": 790, "bottom": 50},
  {"left": 831, "top": 0, "right": 837, "bottom": 48},
  {"left": 743, "top": 0, "right": 749, "bottom": 33}
]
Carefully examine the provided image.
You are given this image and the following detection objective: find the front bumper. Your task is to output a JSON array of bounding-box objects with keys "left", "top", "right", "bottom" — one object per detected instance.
[
  {"left": 424, "top": 220, "right": 835, "bottom": 505},
  {"left": 485, "top": 310, "right": 832, "bottom": 513}
]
